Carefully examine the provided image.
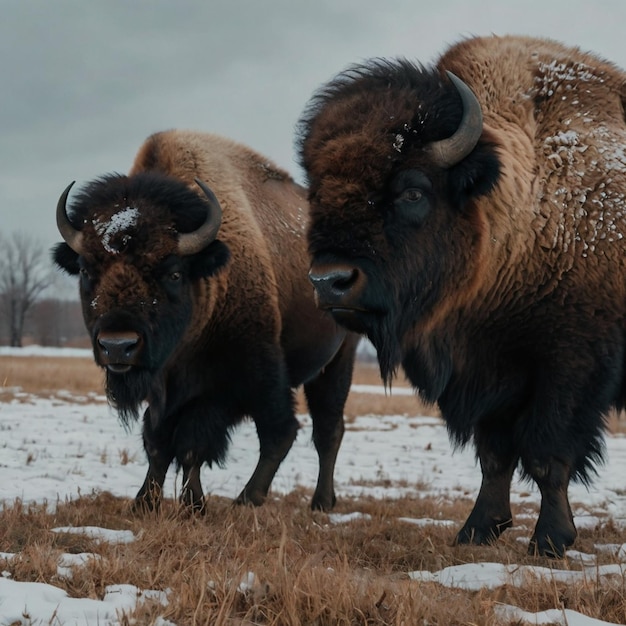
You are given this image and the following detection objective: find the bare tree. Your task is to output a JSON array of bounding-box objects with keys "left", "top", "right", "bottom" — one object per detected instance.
[{"left": 0, "top": 232, "right": 53, "bottom": 347}]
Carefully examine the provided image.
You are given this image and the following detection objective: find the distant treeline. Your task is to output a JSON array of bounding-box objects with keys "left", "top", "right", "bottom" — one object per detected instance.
[{"left": 0, "top": 298, "right": 88, "bottom": 348}]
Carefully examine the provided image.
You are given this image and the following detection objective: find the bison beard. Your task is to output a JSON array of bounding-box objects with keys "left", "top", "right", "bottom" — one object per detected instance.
[
  {"left": 105, "top": 369, "right": 154, "bottom": 426},
  {"left": 298, "top": 36, "right": 626, "bottom": 557},
  {"left": 367, "top": 320, "right": 401, "bottom": 387}
]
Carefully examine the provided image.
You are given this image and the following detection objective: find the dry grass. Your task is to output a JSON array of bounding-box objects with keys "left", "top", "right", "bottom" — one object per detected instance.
[
  {"left": 1, "top": 492, "right": 625, "bottom": 625},
  {"left": 0, "top": 355, "right": 103, "bottom": 400},
  {"left": 1, "top": 354, "right": 626, "bottom": 624}
]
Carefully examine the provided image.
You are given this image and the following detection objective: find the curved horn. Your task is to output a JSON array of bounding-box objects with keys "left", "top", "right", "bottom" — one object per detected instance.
[
  {"left": 56, "top": 181, "right": 85, "bottom": 255},
  {"left": 177, "top": 178, "right": 223, "bottom": 256},
  {"left": 427, "top": 71, "right": 483, "bottom": 168}
]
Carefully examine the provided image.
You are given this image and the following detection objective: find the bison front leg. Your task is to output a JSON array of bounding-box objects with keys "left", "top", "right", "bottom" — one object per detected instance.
[
  {"left": 456, "top": 430, "right": 517, "bottom": 546},
  {"left": 309, "top": 407, "right": 344, "bottom": 511},
  {"left": 134, "top": 445, "right": 173, "bottom": 513},
  {"left": 455, "top": 461, "right": 516, "bottom": 546},
  {"left": 527, "top": 458, "right": 576, "bottom": 558},
  {"left": 236, "top": 417, "right": 299, "bottom": 506},
  {"left": 171, "top": 401, "right": 235, "bottom": 513},
  {"left": 304, "top": 334, "right": 357, "bottom": 511},
  {"left": 134, "top": 408, "right": 175, "bottom": 513}
]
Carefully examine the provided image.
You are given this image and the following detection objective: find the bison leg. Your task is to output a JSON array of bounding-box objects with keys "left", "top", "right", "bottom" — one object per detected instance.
[
  {"left": 134, "top": 408, "right": 175, "bottom": 512},
  {"left": 456, "top": 425, "right": 517, "bottom": 546},
  {"left": 170, "top": 401, "right": 235, "bottom": 511},
  {"left": 304, "top": 335, "right": 357, "bottom": 511},
  {"left": 134, "top": 447, "right": 173, "bottom": 512},
  {"left": 180, "top": 462, "right": 205, "bottom": 512},
  {"left": 527, "top": 458, "right": 576, "bottom": 558},
  {"left": 455, "top": 454, "right": 517, "bottom": 546},
  {"left": 233, "top": 356, "right": 301, "bottom": 506},
  {"left": 236, "top": 418, "right": 299, "bottom": 506}
]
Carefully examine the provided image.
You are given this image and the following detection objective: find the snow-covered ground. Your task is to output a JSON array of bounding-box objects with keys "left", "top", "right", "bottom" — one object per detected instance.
[{"left": 1, "top": 347, "right": 626, "bottom": 625}]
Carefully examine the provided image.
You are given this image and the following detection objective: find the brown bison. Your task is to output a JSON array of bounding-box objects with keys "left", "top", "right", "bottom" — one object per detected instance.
[
  {"left": 53, "top": 130, "right": 358, "bottom": 512},
  {"left": 297, "top": 34, "right": 626, "bottom": 557}
]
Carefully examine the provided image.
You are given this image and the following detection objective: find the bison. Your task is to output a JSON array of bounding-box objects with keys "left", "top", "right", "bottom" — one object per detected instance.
[
  {"left": 53, "top": 130, "right": 358, "bottom": 513},
  {"left": 296, "top": 34, "right": 626, "bottom": 557}
]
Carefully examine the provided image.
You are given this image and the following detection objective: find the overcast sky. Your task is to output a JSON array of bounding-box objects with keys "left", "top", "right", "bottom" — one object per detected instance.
[{"left": 3, "top": 0, "right": 626, "bottom": 256}]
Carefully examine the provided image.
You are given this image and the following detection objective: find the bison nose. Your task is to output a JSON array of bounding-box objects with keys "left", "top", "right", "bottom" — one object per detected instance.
[
  {"left": 97, "top": 330, "right": 142, "bottom": 372},
  {"left": 308, "top": 263, "right": 365, "bottom": 309}
]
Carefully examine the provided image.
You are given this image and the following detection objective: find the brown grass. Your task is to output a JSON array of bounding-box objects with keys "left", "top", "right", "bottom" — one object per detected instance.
[
  {"left": 0, "top": 354, "right": 625, "bottom": 624},
  {"left": 0, "top": 355, "right": 103, "bottom": 400},
  {"left": 0, "top": 492, "right": 625, "bottom": 625}
]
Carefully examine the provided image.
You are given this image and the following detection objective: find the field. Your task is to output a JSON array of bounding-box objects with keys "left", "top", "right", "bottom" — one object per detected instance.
[{"left": 1, "top": 352, "right": 626, "bottom": 625}]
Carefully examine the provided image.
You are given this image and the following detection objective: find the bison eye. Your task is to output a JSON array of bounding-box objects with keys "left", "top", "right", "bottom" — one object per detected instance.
[
  {"left": 169, "top": 271, "right": 182, "bottom": 282},
  {"left": 392, "top": 186, "right": 431, "bottom": 228},
  {"left": 78, "top": 266, "right": 96, "bottom": 293},
  {"left": 389, "top": 169, "right": 432, "bottom": 228},
  {"left": 399, "top": 188, "right": 423, "bottom": 203},
  {"left": 79, "top": 267, "right": 94, "bottom": 282}
]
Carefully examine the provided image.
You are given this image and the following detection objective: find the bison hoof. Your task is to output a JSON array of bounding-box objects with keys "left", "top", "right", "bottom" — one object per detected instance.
[
  {"left": 179, "top": 494, "right": 207, "bottom": 515},
  {"left": 455, "top": 517, "right": 513, "bottom": 546},
  {"left": 235, "top": 489, "right": 266, "bottom": 507},
  {"left": 131, "top": 495, "right": 160, "bottom": 515},
  {"left": 178, "top": 502, "right": 207, "bottom": 517},
  {"left": 528, "top": 529, "right": 576, "bottom": 559},
  {"left": 311, "top": 491, "right": 336, "bottom": 512}
]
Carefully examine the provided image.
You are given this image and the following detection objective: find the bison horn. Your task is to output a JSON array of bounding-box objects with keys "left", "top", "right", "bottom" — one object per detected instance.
[
  {"left": 427, "top": 71, "right": 483, "bottom": 168},
  {"left": 56, "top": 181, "right": 85, "bottom": 255},
  {"left": 177, "top": 179, "right": 224, "bottom": 256}
]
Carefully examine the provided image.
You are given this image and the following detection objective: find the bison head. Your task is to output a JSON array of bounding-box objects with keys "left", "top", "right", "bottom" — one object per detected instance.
[
  {"left": 297, "top": 60, "right": 500, "bottom": 384},
  {"left": 53, "top": 172, "right": 230, "bottom": 421}
]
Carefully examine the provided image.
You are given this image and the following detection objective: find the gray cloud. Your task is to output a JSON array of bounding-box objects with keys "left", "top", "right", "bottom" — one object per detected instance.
[{"left": 2, "top": 0, "right": 626, "bottom": 255}]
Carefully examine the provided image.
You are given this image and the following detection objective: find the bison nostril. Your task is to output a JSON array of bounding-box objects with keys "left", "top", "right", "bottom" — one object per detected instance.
[
  {"left": 309, "top": 267, "right": 359, "bottom": 295},
  {"left": 308, "top": 264, "right": 365, "bottom": 310},
  {"left": 331, "top": 268, "right": 359, "bottom": 292},
  {"left": 97, "top": 331, "right": 141, "bottom": 361}
]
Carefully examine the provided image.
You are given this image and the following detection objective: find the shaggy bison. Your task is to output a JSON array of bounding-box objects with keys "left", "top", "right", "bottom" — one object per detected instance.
[
  {"left": 54, "top": 130, "right": 358, "bottom": 512},
  {"left": 297, "top": 35, "right": 626, "bottom": 556}
]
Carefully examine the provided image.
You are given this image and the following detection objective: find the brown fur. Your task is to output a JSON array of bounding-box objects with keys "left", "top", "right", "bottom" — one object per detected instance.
[
  {"left": 55, "top": 130, "right": 358, "bottom": 512},
  {"left": 297, "top": 35, "right": 626, "bottom": 556},
  {"left": 130, "top": 132, "right": 303, "bottom": 347},
  {"left": 438, "top": 35, "right": 626, "bottom": 316}
]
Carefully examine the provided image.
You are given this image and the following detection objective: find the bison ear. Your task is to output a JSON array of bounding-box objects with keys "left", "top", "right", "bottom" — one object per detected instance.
[
  {"left": 447, "top": 141, "right": 500, "bottom": 205},
  {"left": 51, "top": 242, "right": 80, "bottom": 275},
  {"left": 188, "top": 239, "right": 231, "bottom": 280}
]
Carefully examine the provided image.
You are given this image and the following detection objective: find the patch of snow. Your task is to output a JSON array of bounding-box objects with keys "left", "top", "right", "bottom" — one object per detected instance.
[
  {"left": 238, "top": 571, "right": 258, "bottom": 593},
  {"left": 0, "top": 577, "right": 163, "bottom": 626},
  {"left": 409, "top": 561, "right": 626, "bottom": 591},
  {"left": 392, "top": 133, "right": 404, "bottom": 152},
  {"left": 52, "top": 526, "right": 136, "bottom": 544},
  {"left": 494, "top": 603, "right": 617, "bottom": 626},
  {"left": 535, "top": 60, "right": 604, "bottom": 99},
  {"left": 398, "top": 516, "right": 455, "bottom": 527},
  {"left": 57, "top": 552, "right": 101, "bottom": 579},
  {"left": 92, "top": 207, "right": 140, "bottom": 254},
  {"left": 327, "top": 512, "right": 372, "bottom": 524},
  {"left": 0, "top": 346, "right": 92, "bottom": 358}
]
